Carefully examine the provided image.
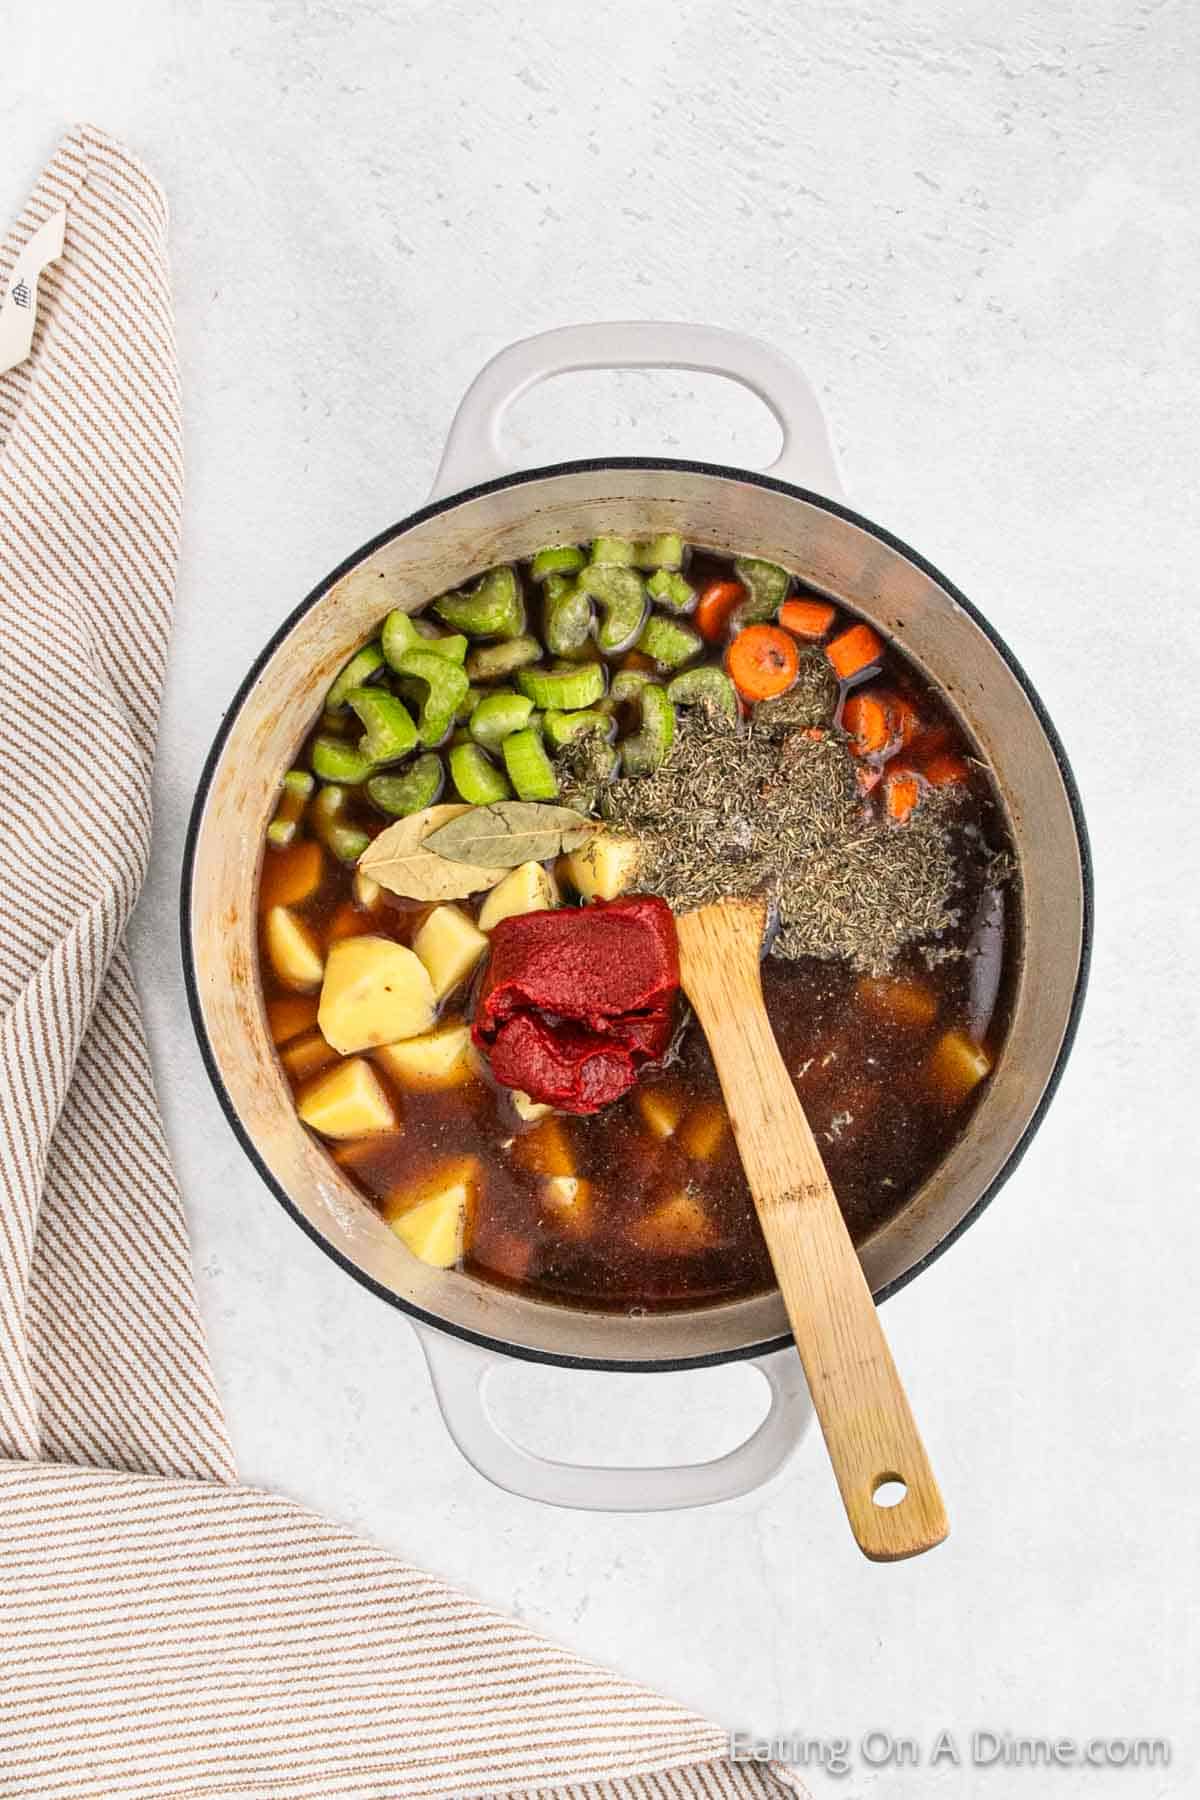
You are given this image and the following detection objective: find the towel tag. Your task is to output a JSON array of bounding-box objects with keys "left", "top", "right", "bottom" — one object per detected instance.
[{"left": 0, "top": 208, "right": 66, "bottom": 377}]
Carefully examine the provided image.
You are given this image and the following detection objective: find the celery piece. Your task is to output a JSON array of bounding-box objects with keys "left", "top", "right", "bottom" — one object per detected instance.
[
  {"left": 637, "top": 613, "right": 703, "bottom": 670},
  {"left": 516, "top": 661, "right": 606, "bottom": 712},
  {"left": 449, "top": 740, "right": 513, "bottom": 804},
  {"left": 326, "top": 642, "right": 385, "bottom": 711},
  {"left": 609, "top": 668, "right": 655, "bottom": 706},
  {"left": 311, "top": 735, "right": 373, "bottom": 785},
  {"left": 667, "top": 665, "right": 739, "bottom": 722},
  {"left": 366, "top": 754, "right": 445, "bottom": 817},
  {"left": 311, "top": 784, "right": 371, "bottom": 862},
  {"left": 455, "top": 684, "right": 483, "bottom": 723},
  {"left": 433, "top": 565, "right": 525, "bottom": 638},
  {"left": 646, "top": 570, "right": 695, "bottom": 614},
  {"left": 345, "top": 686, "right": 419, "bottom": 764},
  {"left": 578, "top": 565, "right": 647, "bottom": 653},
  {"left": 589, "top": 535, "right": 637, "bottom": 566},
  {"left": 543, "top": 577, "right": 592, "bottom": 655},
  {"left": 633, "top": 533, "right": 685, "bottom": 571},
  {"left": 465, "top": 635, "right": 542, "bottom": 683},
  {"left": 734, "top": 557, "right": 790, "bottom": 617},
  {"left": 382, "top": 609, "right": 467, "bottom": 671},
  {"left": 388, "top": 648, "right": 470, "bottom": 747},
  {"left": 469, "top": 690, "right": 535, "bottom": 750},
  {"left": 542, "top": 707, "right": 615, "bottom": 749},
  {"left": 502, "top": 728, "right": 560, "bottom": 801},
  {"left": 266, "top": 769, "right": 315, "bottom": 848},
  {"left": 532, "top": 545, "right": 586, "bottom": 582},
  {"left": 620, "top": 683, "right": 676, "bottom": 777}
]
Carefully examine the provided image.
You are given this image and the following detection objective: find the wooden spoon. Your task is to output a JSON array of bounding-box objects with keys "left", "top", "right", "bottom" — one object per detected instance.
[{"left": 675, "top": 897, "right": 949, "bottom": 1560}]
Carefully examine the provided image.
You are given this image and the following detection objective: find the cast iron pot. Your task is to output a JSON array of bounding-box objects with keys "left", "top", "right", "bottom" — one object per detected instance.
[{"left": 183, "top": 322, "right": 1091, "bottom": 1512}]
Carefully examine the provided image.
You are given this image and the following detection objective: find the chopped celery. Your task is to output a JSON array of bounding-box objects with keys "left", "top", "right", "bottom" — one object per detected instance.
[
  {"left": 532, "top": 545, "right": 586, "bottom": 582},
  {"left": 366, "top": 754, "right": 445, "bottom": 817},
  {"left": 589, "top": 535, "right": 637, "bottom": 565},
  {"left": 633, "top": 533, "right": 684, "bottom": 571},
  {"left": 449, "top": 740, "right": 512, "bottom": 804},
  {"left": 345, "top": 686, "right": 419, "bottom": 764},
  {"left": 543, "top": 577, "right": 592, "bottom": 655},
  {"left": 469, "top": 690, "right": 535, "bottom": 750},
  {"left": 311, "top": 785, "right": 371, "bottom": 862},
  {"left": 620, "top": 683, "right": 676, "bottom": 776},
  {"left": 382, "top": 609, "right": 467, "bottom": 669},
  {"left": 542, "top": 707, "right": 615, "bottom": 749},
  {"left": 734, "top": 557, "right": 790, "bottom": 616},
  {"left": 267, "top": 769, "right": 314, "bottom": 848},
  {"left": 465, "top": 635, "right": 542, "bottom": 682},
  {"left": 637, "top": 613, "right": 703, "bottom": 670},
  {"left": 578, "top": 564, "right": 647, "bottom": 653},
  {"left": 646, "top": 570, "right": 695, "bottom": 614},
  {"left": 433, "top": 565, "right": 525, "bottom": 637},
  {"left": 609, "top": 668, "right": 655, "bottom": 705},
  {"left": 388, "top": 648, "right": 470, "bottom": 747},
  {"left": 516, "top": 661, "right": 606, "bottom": 711},
  {"left": 326, "top": 642, "right": 385, "bottom": 710},
  {"left": 502, "top": 728, "right": 559, "bottom": 800},
  {"left": 667, "top": 665, "right": 739, "bottom": 722},
  {"left": 311, "top": 735, "right": 373, "bottom": 785},
  {"left": 455, "top": 684, "right": 483, "bottom": 722}
]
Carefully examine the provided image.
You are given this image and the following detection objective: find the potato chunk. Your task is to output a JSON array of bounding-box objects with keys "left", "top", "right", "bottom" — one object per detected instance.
[
  {"left": 373, "top": 1019, "right": 477, "bottom": 1090},
  {"left": 927, "top": 1029, "right": 992, "bottom": 1102},
  {"left": 388, "top": 1156, "right": 480, "bottom": 1268},
  {"left": 298, "top": 1057, "right": 397, "bottom": 1139},
  {"left": 511, "top": 1088, "right": 553, "bottom": 1124},
  {"left": 541, "top": 1174, "right": 593, "bottom": 1238},
  {"left": 633, "top": 1191, "right": 718, "bottom": 1254},
  {"left": 557, "top": 832, "right": 642, "bottom": 901},
  {"left": 280, "top": 1029, "right": 338, "bottom": 1083},
  {"left": 412, "top": 904, "right": 489, "bottom": 1002},
  {"left": 260, "top": 839, "right": 324, "bottom": 911},
  {"left": 318, "top": 935, "right": 436, "bottom": 1054},
  {"left": 478, "top": 860, "right": 560, "bottom": 932},
  {"left": 637, "top": 1084, "right": 683, "bottom": 1140},
  {"left": 265, "top": 905, "right": 325, "bottom": 992},
  {"left": 511, "top": 1116, "right": 575, "bottom": 1178},
  {"left": 679, "top": 1100, "right": 728, "bottom": 1162}
]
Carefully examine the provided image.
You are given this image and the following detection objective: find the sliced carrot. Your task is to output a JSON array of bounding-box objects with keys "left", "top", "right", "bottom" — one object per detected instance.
[
  {"left": 826, "top": 622, "right": 884, "bottom": 683},
  {"left": 726, "top": 624, "right": 800, "bottom": 701},
  {"left": 921, "top": 751, "right": 970, "bottom": 787},
  {"left": 778, "top": 597, "right": 836, "bottom": 640},
  {"left": 260, "top": 838, "right": 324, "bottom": 911},
  {"left": 856, "top": 763, "right": 882, "bottom": 795},
  {"left": 619, "top": 648, "right": 655, "bottom": 673},
  {"left": 842, "top": 692, "right": 894, "bottom": 755},
  {"left": 884, "top": 768, "right": 921, "bottom": 823},
  {"left": 266, "top": 994, "right": 320, "bottom": 1045},
  {"left": 891, "top": 697, "right": 921, "bottom": 746},
  {"left": 695, "top": 579, "right": 745, "bottom": 643}
]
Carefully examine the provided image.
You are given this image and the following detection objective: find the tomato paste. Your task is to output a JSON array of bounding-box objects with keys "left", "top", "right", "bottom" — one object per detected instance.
[{"left": 473, "top": 896, "right": 679, "bottom": 1113}]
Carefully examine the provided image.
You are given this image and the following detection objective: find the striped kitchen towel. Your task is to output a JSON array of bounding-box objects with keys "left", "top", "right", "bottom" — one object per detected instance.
[{"left": 0, "top": 125, "right": 805, "bottom": 1800}]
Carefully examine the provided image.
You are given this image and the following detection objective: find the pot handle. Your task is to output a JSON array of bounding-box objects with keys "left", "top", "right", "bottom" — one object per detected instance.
[
  {"left": 429, "top": 321, "right": 844, "bottom": 502},
  {"left": 414, "top": 1324, "right": 813, "bottom": 1511}
]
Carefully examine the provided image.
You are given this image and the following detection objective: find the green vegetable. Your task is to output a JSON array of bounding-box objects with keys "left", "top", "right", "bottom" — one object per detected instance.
[
  {"left": 532, "top": 545, "right": 586, "bottom": 582},
  {"left": 646, "top": 570, "right": 695, "bottom": 614},
  {"left": 387, "top": 648, "right": 470, "bottom": 747},
  {"left": 326, "top": 642, "right": 385, "bottom": 710},
  {"left": 465, "top": 635, "right": 543, "bottom": 682},
  {"left": 382, "top": 610, "right": 467, "bottom": 670},
  {"left": 433, "top": 565, "right": 525, "bottom": 638},
  {"left": 311, "top": 735, "right": 373, "bottom": 785},
  {"left": 366, "top": 754, "right": 445, "bottom": 817},
  {"left": 345, "top": 686, "right": 419, "bottom": 764},
  {"left": 589, "top": 535, "right": 637, "bottom": 566},
  {"left": 578, "top": 564, "right": 647, "bottom": 652},
  {"left": 543, "top": 577, "right": 592, "bottom": 655},
  {"left": 455, "top": 684, "right": 483, "bottom": 723},
  {"left": 469, "top": 690, "right": 535, "bottom": 750},
  {"left": 667, "top": 665, "right": 739, "bottom": 722},
  {"left": 449, "top": 741, "right": 512, "bottom": 804},
  {"left": 633, "top": 533, "right": 684, "bottom": 571},
  {"left": 516, "top": 661, "right": 606, "bottom": 711},
  {"left": 637, "top": 613, "right": 703, "bottom": 669},
  {"left": 542, "top": 707, "right": 615, "bottom": 749},
  {"left": 266, "top": 769, "right": 314, "bottom": 848},
  {"left": 502, "top": 728, "right": 559, "bottom": 800},
  {"left": 732, "top": 557, "right": 789, "bottom": 623},
  {"left": 311, "top": 785, "right": 370, "bottom": 863},
  {"left": 609, "top": 668, "right": 655, "bottom": 706},
  {"left": 620, "top": 683, "right": 676, "bottom": 777}
]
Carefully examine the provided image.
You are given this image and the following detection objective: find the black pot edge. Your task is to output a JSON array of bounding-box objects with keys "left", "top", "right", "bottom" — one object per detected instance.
[{"left": 179, "top": 456, "right": 1093, "bottom": 1375}]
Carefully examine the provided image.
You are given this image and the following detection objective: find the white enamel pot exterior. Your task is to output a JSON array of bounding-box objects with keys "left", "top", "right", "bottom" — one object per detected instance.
[{"left": 183, "top": 323, "right": 1091, "bottom": 1511}]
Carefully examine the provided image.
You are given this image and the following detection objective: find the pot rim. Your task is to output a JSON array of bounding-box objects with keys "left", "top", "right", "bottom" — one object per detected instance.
[{"left": 180, "top": 455, "right": 1093, "bottom": 1373}]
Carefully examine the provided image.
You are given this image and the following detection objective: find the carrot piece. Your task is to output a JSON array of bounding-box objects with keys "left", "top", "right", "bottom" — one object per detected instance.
[
  {"left": 883, "top": 768, "right": 922, "bottom": 823},
  {"left": 842, "top": 692, "right": 894, "bottom": 755},
  {"left": 260, "top": 838, "right": 324, "bottom": 911},
  {"left": 266, "top": 994, "right": 320, "bottom": 1045},
  {"left": 855, "top": 975, "right": 938, "bottom": 1028},
  {"left": 726, "top": 624, "right": 800, "bottom": 701},
  {"left": 921, "top": 751, "right": 970, "bottom": 787},
  {"left": 695, "top": 579, "right": 745, "bottom": 643},
  {"left": 778, "top": 597, "right": 837, "bottom": 640},
  {"left": 892, "top": 697, "right": 921, "bottom": 746},
  {"left": 826, "top": 622, "right": 884, "bottom": 682},
  {"left": 856, "top": 763, "right": 882, "bottom": 795},
  {"left": 619, "top": 649, "right": 655, "bottom": 673}
]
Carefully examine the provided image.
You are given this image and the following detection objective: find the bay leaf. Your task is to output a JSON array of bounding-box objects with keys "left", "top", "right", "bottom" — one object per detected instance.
[
  {"left": 357, "top": 803, "right": 510, "bottom": 901},
  {"left": 423, "top": 802, "right": 600, "bottom": 869}
]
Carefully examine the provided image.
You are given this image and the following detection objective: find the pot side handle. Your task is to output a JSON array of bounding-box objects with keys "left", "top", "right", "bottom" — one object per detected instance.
[
  {"left": 429, "top": 320, "right": 844, "bottom": 502},
  {"left": 415, "top": 1324, "right": 813, "bottom": 1512}
]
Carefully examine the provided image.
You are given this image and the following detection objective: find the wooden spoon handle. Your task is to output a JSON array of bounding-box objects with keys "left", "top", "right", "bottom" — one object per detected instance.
[{"left": 677, "top": 904, "right": 948, "bottom": 1561}]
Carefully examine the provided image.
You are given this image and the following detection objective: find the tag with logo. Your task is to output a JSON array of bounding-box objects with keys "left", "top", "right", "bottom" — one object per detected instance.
[{"left": 0, "top": 208, "right": 66, "bottom": 377}]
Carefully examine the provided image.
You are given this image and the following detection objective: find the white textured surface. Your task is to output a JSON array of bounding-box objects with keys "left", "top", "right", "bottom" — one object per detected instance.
[{"left": 6, "top": 3, "right": 1198, "bottom": 1794}]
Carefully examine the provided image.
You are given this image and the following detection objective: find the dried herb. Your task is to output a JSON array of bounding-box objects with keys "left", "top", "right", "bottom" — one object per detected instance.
[
  {"left": 358, "top": 803, "right": 510, "bottom": 901},
  {"left": 424, "top": 801, "right": 598, "bottom": 869}
]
